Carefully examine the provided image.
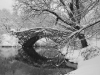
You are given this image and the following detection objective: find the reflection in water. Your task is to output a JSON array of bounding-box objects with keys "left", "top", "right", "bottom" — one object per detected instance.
[
  {"left": 0, "top": 47, "right": 21, "bottom": 58},
  {"left": 35, "top": 46, "right": 61, "bottom": 58},
  {"left": 0, "top": 47, "right": 73, "bottom": 75}
]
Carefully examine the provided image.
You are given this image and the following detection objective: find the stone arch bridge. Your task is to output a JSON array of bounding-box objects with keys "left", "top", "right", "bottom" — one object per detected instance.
[{"left": 14, "top": 28, "right": 77, "bottom": 69}]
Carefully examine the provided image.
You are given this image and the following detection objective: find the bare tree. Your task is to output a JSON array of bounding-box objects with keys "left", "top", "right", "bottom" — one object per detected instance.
[
  {"left": 11, "top": 1, "right": 100, "bottom": 74},
  {"left": 16, "top": 0, "right": 100, "bottom": 47},
  {"left": 14, "top": 0, "right": 100, "bottom": 55}
]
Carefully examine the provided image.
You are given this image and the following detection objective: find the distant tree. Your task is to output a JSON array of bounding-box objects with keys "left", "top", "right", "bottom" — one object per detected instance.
[
  {"left": 0, "top": 9, "right": 24, "bottom": 34},
  {"left": 0, "top": 9, "right": 13, "bottom": 34}
]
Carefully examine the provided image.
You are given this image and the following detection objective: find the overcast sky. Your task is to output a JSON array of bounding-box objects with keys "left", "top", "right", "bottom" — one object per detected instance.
[{"left": 0, "top": 0, "right": 14, "bottom": 13}]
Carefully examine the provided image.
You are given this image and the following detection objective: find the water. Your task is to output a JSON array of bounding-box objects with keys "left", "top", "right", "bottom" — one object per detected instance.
[{"left": 0, "top": 46, "right": 73, "bottom": 75}]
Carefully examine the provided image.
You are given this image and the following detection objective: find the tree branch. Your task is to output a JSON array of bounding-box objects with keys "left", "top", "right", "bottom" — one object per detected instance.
[
  {"left": 20, "top": 0, "right": 78, "bottom": 29},
  {"left": 64, "top": 19, "right": 100, "bottom": 44},
  {"left": 3, "top": 24, "right": 11, "bottom": 33},
  {"left": 34, "top": 8, "right": 76, "bottom": 26},
  {"left": 59, "top": 0, "right": 66, "bottom": 6},
  {"left": 55, "top": 17, "right": 59, "bottom": 25},
  {"left": 66, "top": 0, "right": 99, "bottom": 23},
  {"left": 25, "top": 5, "right": 77, "bottom": 29},
  {"left": 58, "top": 23, "right": 76, "bottom": 32},
  {"left": 58, "top": 19, "right": 100, "bottom": 49},
  {"left": 78, "top": 0, "right": 99, "bottom": 20}
]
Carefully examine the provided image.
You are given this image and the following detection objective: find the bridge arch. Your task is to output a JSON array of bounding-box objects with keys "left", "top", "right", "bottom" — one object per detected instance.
[{"left": 15, "top": 28, "right": 77, "bottom": 69}]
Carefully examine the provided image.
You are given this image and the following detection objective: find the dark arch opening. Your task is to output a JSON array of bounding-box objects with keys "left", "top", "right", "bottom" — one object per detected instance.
[{"left": 22, "top": 34, "right": 49, "bottom": 63}]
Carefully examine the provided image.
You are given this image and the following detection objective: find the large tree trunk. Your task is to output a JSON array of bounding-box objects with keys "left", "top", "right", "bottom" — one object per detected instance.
[
  {"left": 78, "top": 33, "right": 88, "bottom": 48},
  {"left": 69, "top": 0, "right": 88, "bottom": 48}
]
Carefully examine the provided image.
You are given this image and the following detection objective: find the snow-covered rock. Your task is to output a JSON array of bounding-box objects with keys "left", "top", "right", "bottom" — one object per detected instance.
[
  {"left": 87, "top": 38, "right": 100, "bottom": 47},
  {"left": 65, "top": 50, "right": 84, "bottom": 63}
]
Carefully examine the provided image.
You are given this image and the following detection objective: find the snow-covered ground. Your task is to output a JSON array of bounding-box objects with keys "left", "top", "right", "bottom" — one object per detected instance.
[
  {"left": 65, "top": 55, "right": 100, "bottom": 75},
  {"left": 63, "top": 38, "right": 100, "bottom": 75},
  {"left": 63, "top": 46, "right": 100, "bottom": 75}
]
